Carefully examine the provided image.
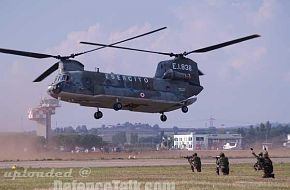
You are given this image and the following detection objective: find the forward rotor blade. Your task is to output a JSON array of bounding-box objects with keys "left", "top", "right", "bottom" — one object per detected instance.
[
  {"left": 83, "top": 42, "right": 174, "bottom": 56},
  {"left": 198, "top": 69, "right": 204, "bottom": 76},
  {"left": 0, "top": 48, "right": 57, "bottom": 59},
  {"left": 185, "top": 34, "right": 260, "bottom": 55},
  {"left": 33, "top": 62, "right": 59, "bottom": 82},
  {"left": 78, "top": 27, "right": 167, "bottom": 57}
]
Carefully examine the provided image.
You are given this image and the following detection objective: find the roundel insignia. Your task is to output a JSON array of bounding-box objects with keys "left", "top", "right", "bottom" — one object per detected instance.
[{"left": 140, "top": 92, "right": 145, "bottom": 98}]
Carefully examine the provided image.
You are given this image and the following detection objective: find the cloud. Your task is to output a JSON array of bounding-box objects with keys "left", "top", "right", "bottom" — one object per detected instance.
[
  {"left": 229, "top": 46, "right": 266, "bottom": 69},
  {"left": 169, "top": 1, "right": 268, "bottom": 82},
  {"left": 47, "top": 24, "right": 103, "bottom": 56},
  {"left": 47, "top": 23, "right": 168, "bottom": 77},
  {"left": 48, "top": 23, "right": 164, "bottom": 56},
  {"left": 217, "top": 46, "right": 266, "bottom": 82},
  {"left": 254, "top": 0, "right": 278, "bottom": 24}
]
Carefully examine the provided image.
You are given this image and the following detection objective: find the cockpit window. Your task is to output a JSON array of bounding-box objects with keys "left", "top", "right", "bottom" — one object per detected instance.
[
  {"left": 61, "top": 75, "right": 69, "bottom": 81},
  {"left": 54, "top": 74, "right": 69, "bottom": 83},
  {"left": 54, "top": 75, "right": 60, "bottom": 83}
]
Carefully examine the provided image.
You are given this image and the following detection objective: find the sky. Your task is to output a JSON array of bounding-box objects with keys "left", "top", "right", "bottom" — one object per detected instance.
[{"left": 0, "top": 0, "right": 290, "bottom": 131}]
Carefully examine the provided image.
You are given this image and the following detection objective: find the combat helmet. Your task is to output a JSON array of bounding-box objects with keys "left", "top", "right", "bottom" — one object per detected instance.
[{"left": 219, "top": 152, "right": 225, "bottom": 157}]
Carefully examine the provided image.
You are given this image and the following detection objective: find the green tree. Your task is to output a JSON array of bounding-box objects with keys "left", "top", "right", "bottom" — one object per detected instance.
[
  {"left": 173, "top": 126, "right": 179, "bottom": 135},
  {"left": 112, "top": 132, "right": 127, "bottom": 145},
  {"left": 52, "top": 134, "right": 105, "bottom": 149},
  {"left": 260, "top": 123, "right": 266, "bottom": 139},
  {"left": 79, "top": 134, "right": 103, "bottom": 148},
  {"left": 130, "top": 133, "right": 138, "bottom": 144},
  {"left": 265, "top": 121, "right": 272, "bottom": 140},
  {"left": 247, "top": 125, "right": 257, "bottom": 144},
  {"left": 139, "top": 136, "right": 159, "bottom": 145},
  {"left": 237, "top": 128, "right": 246, "bottom": 137}
]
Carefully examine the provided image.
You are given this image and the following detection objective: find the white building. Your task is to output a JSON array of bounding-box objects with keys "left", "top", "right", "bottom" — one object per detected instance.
[
  {"left": 174, "top": 133, "right": 242, "bottom": 150},
  {"left": 173, "top": 133, "right": 194, "bottom": 150}
]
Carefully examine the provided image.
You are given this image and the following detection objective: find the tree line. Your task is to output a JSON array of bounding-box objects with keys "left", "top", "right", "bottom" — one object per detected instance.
[
  {"left": 51, "top": 134, "right": 106, "bottom": 150},
  {"left": 234, "top": 122, "right": 290, "bottom": 148},
  {"left": 49, "top": 121, "right": 290, "bottom": 149}
]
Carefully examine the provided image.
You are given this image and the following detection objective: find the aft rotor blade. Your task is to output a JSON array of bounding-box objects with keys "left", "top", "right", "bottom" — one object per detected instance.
[
  {"left": 185, "top": 34, "right": 260, "bottom": 55},
  {"left": 83, "top": 42, "right": 174, "bottom": 56},
  {"left": 0, "top": 48, "right": 57, "bottom": 59},
  {"left": 33, "top": 62, "right": 59, "bottom": 82},
  {"left": 78, "top": 27, "right": 167, "bottom": 56}
]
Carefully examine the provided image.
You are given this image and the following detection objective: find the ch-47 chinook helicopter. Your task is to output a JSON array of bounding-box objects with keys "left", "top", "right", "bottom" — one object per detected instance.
[{"left": 0, "top": 27, "right": 260, "bottom": 122}]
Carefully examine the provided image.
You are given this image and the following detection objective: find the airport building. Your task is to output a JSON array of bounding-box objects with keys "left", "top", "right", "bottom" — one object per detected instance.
[
  {"left": 173, "top": 133, "right": 195, "bottom": 151},
  {"left": 174, "top": 133, "right": 242, "bottom": 150},
  {"left": 96, "top": 124, "right": 158, "bottom": 144}
]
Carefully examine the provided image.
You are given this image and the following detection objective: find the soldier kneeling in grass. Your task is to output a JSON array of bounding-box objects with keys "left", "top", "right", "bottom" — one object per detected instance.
[
  {"left": 251, "top": 148, "right": 275, "bottom": 178},
  {"left": 216, "top": 152, "right": 229, "bottom": 175},
  {"left": 184, "top": 153, "right": 201, "bottom": 172},
  {"left": 192, "top": 153, "right": 202, "bottom": 172}
]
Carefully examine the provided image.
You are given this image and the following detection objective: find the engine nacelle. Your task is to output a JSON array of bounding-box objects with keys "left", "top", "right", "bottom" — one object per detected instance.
[
  {"left": 60, "top": 60, "right": 84, "bottom": 72},
  {"left": 162, "top": 69, "right": 191, "bottom": 80}
]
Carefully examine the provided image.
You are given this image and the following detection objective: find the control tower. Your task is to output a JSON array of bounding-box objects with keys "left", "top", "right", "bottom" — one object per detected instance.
[{"left": 28, "top": 98, "right": 60, "bottom": 139}]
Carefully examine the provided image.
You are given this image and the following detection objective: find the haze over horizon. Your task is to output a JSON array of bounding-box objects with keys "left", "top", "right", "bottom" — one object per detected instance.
[{"left": 0, "top": 0, "right": 289, "bottom": 132}]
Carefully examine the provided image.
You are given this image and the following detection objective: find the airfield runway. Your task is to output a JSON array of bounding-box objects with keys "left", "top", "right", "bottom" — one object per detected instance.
[{"left": 1, "top": 157, "right": 290, "bottom": 168}]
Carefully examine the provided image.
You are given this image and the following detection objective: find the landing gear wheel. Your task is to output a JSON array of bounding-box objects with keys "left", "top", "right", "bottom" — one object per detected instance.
[
  {"left": 113, "top": 102, "right": 122, "bottom": 111},
  {"left": 160, "top": 114, "right": 167, "bottom": 122},
  {"left": 181, "top": 106, "right": 188, "bottom": 113},
  {"left": 94, "top": 111, "right": 103, "bottom": 119}
]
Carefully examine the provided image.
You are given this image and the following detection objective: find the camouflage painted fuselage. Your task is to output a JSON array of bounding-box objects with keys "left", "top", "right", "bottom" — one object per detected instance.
[{"left": 48, "top": 57, "right": 203, "bottom": 113}]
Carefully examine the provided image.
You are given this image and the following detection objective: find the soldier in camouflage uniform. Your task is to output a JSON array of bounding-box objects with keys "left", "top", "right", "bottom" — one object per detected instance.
[
  {"left": 262, "top": 150, "right": 274, "bottom": 178},
  {"left": 192, "top": 153, "right": 202, "bottom": 172},
  {"left": 216, "top": 152, "right": 229, "bottom": 175},
  {"left": 251, "top": 148, "right": 264, "bottom": 171},
  {"left": 184, "top": 155, "right": 195, "bottom": 172},
  {"left": 184, "top": 153, "right": 201, "bottom": 172},
  {"left": 251, "top": 148, "right": 274, "bottom": 178},
  {"left": 215, "top": 156, "right": 220, "bottom": 175}
]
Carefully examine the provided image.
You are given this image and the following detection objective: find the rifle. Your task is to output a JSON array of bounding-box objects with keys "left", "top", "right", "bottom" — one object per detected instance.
[
  {"left": 183, "top": 156, "right": 193, "bottom": 163},
  {"left": 184, "top": 156, "right": 194, "bottom": 172},
  {"left": 212, "top": 156, "right": 220, "bottom": 175}
]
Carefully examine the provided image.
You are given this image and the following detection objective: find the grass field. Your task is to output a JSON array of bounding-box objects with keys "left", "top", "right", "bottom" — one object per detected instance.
[{"left": 0, "top": 163, "right": 289, "bottom": 190}]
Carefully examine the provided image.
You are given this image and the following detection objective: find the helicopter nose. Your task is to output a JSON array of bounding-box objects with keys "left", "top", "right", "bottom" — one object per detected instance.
[{"left": 47, "top": 83, "right": 62, "bottom": 96}]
